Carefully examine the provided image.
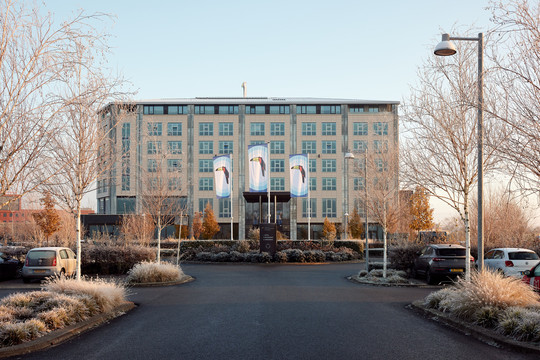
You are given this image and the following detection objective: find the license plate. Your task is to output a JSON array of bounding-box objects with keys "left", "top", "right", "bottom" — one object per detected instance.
[
  {"left": 450, "top": 269, "right": 463, "bottom": 273},
  {"left": 33, "top": 269, "right": 46, "bottom": 274}
]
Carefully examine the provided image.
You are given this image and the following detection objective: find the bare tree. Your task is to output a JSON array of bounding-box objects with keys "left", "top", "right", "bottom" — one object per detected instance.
[
  {"left": 43, "top": 13, "right": 132, "bottom": 280},
  {"left": 0, "top": 1, "right": 111, "bottom": 209},
  {"left": 486, "top": 0, "right": 540, "bottom": 194},
  {"left": 401, "top": 28, "right": 504, "bottom": 281},
  {"left": 354, "top": 145, "right": 401, "bottom": 278},
  {"left": 140, "top": 153, "right": 186, "bottom": 263}
]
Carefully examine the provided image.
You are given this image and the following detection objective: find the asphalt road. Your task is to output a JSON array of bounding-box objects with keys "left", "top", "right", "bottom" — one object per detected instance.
[{"left": 4, "top": 263, "right": 539, "bottom": 360}]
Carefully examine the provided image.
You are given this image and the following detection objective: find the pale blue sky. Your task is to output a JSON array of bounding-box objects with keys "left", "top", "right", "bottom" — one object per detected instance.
[{"left": 44, "top": 0, "right": 495, "bottom": 221}]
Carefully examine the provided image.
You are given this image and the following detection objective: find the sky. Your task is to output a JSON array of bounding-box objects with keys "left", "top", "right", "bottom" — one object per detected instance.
[{"left": 43, "top": 0, "right": 497, "bottom": 223}]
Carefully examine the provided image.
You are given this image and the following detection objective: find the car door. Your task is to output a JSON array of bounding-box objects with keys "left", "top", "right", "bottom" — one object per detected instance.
[
  {"left": 66, "top": 249, "right": 76, "bottom": 275},
  {"left": 484, "top": 250, "right": 495, "bottom": 270},
  {"left": 416, "top": 246, "right": 433, "bottom": 275}
]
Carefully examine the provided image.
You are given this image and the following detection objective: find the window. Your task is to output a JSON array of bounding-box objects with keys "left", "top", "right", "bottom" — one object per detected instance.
[
  {"left": 301, "top": 141, "right": 316, "bottom": 154},
  {"left": 199, "top": 198, "right": 213, "bottom": 212},
  {"left": 121, "top": 175, "right": 130, "bottom": 191},
  {"left": 167, "top": 122, "right": 182, "bottom": 136},
  {"left": 167, "top": 105, "right": 187, "bottom": 114},
  {"left": 144, "top": 105, "right": 164, "bottom": 115},
  {"left": 374, "top": 140, "right": 388, "bottom": 153},
  {"left": 353, "top": 140, "right": 368, "bottom": 153},
  {"left": 219, "top": 122, "right": 234, "bottom": 136},
  {"left": 354, "top": 177, "right": 365, "bottom": 191},
  {"left": 270, "top": 159, "right": 285, "bottom": 172},
  {"left": 199, "top": 159, "right": 213, "bottom": 172},
  {"left": 322, "top": 122, "right": 336, "bottom": 135},
  {"left": 199, "top": 141, "right": 213, "bottom": 154},
  {"left": 353, "top": 122, "right": 368, "bottom": 136},
  {"left": 302, "top": 122, "right": 316, "bottom": 136},
  {"left": 219, "top": 141, "right": 233, "bottom": 154},
  {"left": 302, "top": 198, "right": 317, "bottom": 218},
  {"left": 270, "top": 141, "right": 285, "bottom": 154},
  {"left": 269, "top": 105, "right": 290, "bottom": 114},
  {"left": 167, "top": 159, "right": 181, "bottom": 172},
  {"left": 375, "top": 159, "right": 388, "bottom": 172},
  {"left": 374, "top": 122, "right": 388, "bottom": 135},
  {"left": 199, "top": 178, "right": 213, "bottom": 191},
  {"left": 271, "top": 122, "right": 285, "bottom": 136},
  {"left": 167, "top": 141, "right": 182, "bottom": 154},
  {"left": 218, "top": 105, "right": 238, "bottom": 114},
  {"left": 349, "top": 105, "right": 365, "bottom": 113},
  {"left": 320, "top": 105, "right": 341, "bottom": 114},
  {"left": 309, "top": 177, "right": 316, "bottom": 191},
  {"left": 322, "top": 198, "right": 337, "bottom": 217},
  {"left": 322, "top": 159, "right": 336, "bottom": 172},
  {"left": 147, "top": 122, "right": 162, "bottom": 136},
  {"left": 322, "top": 140, "right": 336, "bottom": 154},
  {"left": 168, "top": 177, "right": 181, "bottom": 191},
  {"left": 297, "top": 105, "right": 316, "bottom": 114},
  {"left": 147, "top": 159, "right": 158, "bottom": 172},
  {"left": 309, "top": 159, "right": 316, "bottom": 172},
  {"left": 322, "top": 177, "right": 336, "bottom": 191},
  {"left": 271, "top": 178, "right": 285, "bottom": 191},
  {"left": 246, "top": 105, "right": 266, "bottom": 114},
  {"left": 199, "top": 122, "right": 213, "bottom": 136},
  {"left": 122, "top": 123, "right": 130, "bottom": 140},
  {"left": 147, "top": 141, "right": 162, "bottom": 154},
  {"left": 250, "top": 140, "right": 265, "bottom": 146},
  {"left": 195, "top": 106, "right": 215, "bottom": 114},
  {"left": 216, "top": 198, "right": 230, "bottom": 218},
  {"left": 369, "top": 106, "right": 380, "bottom": 113},
  {"left": 250, "top": 122, "right": 265, "bottom": 136}
]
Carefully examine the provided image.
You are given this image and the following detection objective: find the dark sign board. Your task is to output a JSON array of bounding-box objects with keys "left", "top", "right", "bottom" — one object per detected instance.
[{"left": 259, "top": 223, "right": 277, "bottom": 255}]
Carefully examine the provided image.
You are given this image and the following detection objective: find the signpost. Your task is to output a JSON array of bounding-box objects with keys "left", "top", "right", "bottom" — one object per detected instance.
[{"left": 259, "top": 223, "right": 277, "bottom": 255}]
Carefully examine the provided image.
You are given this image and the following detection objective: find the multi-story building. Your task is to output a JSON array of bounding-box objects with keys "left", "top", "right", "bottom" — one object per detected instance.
[{"left": 97, "top": 97, "right": 399, "bottom": 240}]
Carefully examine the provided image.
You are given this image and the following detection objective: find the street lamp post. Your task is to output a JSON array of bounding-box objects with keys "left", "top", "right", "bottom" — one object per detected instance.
[
  {"left": 344, "top": 151, "right": 355, "bottom": 242},
  {"left": 344, "top": 213, "right": 349, "bottom": 242},
  {"left": 435, "top": 32, "right": 484, "bottom": 278}
]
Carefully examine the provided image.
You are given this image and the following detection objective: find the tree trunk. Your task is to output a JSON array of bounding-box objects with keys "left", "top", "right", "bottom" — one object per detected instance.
[
  {"left": 157, "top": 214, "right": 161, "bottom": 264},
  {"left": 383, "top": 206, "right": 387, "bottom": 278},
  {"left": 76, "top": 198, "right": 82, "bottom": 281}
]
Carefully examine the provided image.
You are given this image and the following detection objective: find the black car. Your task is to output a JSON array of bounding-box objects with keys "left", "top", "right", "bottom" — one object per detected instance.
[
  {"left": 412, "top": 244, "right": 474, "bottom": 284},
  {"left": 0, "top": 252, "right": 23, "bottom": 280}
]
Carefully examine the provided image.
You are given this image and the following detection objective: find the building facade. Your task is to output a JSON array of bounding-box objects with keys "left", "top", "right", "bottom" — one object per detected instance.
[{"left": 97, "top": 97, "right": 399, "bottom": 240}]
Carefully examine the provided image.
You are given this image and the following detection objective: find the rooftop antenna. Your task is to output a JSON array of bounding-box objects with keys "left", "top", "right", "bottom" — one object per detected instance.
[{"left": 242, "top": 82, "right": 247, "bottom": 98}]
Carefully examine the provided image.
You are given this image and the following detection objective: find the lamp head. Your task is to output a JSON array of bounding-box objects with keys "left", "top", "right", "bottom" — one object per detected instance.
[{"left": 434, "top": 33, "right": 457, "bottom": 56}]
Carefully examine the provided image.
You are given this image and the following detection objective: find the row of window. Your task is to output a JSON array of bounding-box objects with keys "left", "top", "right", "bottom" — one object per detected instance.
[
  {"left": 143, "top": 104, "right": 388, "bottom": 116},
  {"left": 147, "top": 141, "right": 182, "bottom": 154},
  {"left": 143, "top": 121, "right": 388, "bottom": 138},
  {"left": 147, "top": 159, "right": 182, "bottom": 173},
  {"left": 198, "top": 159, "right": 338, "bottom": 172}
]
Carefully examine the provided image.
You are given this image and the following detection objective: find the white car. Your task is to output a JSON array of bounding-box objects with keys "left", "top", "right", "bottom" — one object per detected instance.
[
  {"left": 482, "top": 248, "right": 540, "bottom": 278},
  {"left": 22, "top": 247, "right": 77, "bottom": 283}
]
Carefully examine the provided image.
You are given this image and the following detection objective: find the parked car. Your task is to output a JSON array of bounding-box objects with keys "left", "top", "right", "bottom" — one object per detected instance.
[
  {"left": 482, "top": 248, "right": 540, "bottom": 278},
  {"left": 22, "top": 247, "right": 76, "bottom": 283},
  {"left": 522, "top": 263, "right": 540, "bottom": 291},
  {"left": 0, "top": 252, "right": 23, "bottom": 280},
  {"left": 412, "top": 244, "right": 474, "bottom": 285}
]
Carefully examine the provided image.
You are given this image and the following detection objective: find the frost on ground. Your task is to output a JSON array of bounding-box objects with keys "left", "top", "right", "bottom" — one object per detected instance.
[
  {"left": 423, "top": 270, "right": 540, "bottom": 342},
  {"left": 125, "top": 261, "right": 184, "bottom": 284},
  {"left": 0, "top": 276, "right": 127, "bottom": 347},
  {"left": 357, "top": 269, "right": 409, "bottom": 284}
]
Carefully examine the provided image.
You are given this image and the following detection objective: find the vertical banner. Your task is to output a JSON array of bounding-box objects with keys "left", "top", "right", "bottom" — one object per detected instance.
[
  {"left": 248, "top": 143, "right": 268, "bottom": 192},
  {"left": 213, "top": 155, "right": 231, "bottom": 199},
  {"left": 289, "top": 154, "right": 308, "bottom": 197}
]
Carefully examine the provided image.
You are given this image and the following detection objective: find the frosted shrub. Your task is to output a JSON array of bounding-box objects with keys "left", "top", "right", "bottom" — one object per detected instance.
[
  {"left": 273, "top": 251, "right": 287, "bottom": 263},
  {"left": 43, "top": 276, "right": 127, "bottom": 313},
  {"left": 0, "top": 319, "right": 47, "bottom": 346},
  {"left": 234, "top": 240, "right": 251, "bottom": 253},
  {"left": 474, "top": 306, "right": 501, "bottom": 328},
  {"left": 497, "top": 307, "right": 525, "bottom": 335},
  {"left": 424, "top": 287, "right": 457, "bottom": 309},
  {"left": 513, "top": 311, "right": 540, "bottom": 342},
  {"left": 126, "top": 261, "right": 184, "bottom": 284}
]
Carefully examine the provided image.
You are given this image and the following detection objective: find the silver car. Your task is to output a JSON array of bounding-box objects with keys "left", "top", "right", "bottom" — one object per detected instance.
[
  {"left": 22, "top": 247, "right": 77, "bottom": 283},
  {"left": 483, "top": 248, "right": 540, "bottom": 278}
]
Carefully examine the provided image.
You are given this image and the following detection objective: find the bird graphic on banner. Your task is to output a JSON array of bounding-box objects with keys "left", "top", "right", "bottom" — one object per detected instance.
[
  {"left": 291, "top": 164, "right": 306, "bottom": 183},
  {"left": 215, "top": 166, "right": 230, "bottom": 184},
  {"left": 250, "top": 156, "right": 266, "bottom": 177}
]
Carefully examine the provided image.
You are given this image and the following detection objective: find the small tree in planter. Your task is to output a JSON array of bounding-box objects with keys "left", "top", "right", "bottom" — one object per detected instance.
[
  {"left": 202, "top": 203, "right": 220, "bottom": 239},
  {"left": 192, "top": 212, "right": 203, "bottom": 240},
  {"left": 348, "top": 207, "right": 364, "bottom": 239}
]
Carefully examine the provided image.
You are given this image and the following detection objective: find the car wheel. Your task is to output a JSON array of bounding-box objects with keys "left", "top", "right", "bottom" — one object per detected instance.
[
  {"left": 411, "top": 266, "right": 418, "bottom": 279},
  {"left": 22, "top": 277, "right": 30, "bottom": 284},
  {"left": 426, "top": 268, "right": 436, "bottom": 285},
  {"left": 15, "top": 266, "right": 22, "bottom": 279}
]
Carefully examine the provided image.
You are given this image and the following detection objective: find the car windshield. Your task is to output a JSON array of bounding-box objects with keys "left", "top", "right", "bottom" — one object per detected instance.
[
  {"left": 27, "top": 250, "right": 55, "bottom": 260},
  {"left": 508, "top": 252, "right": 539, "bottom": 260},
  {"left": 437, "top": 248, "right": 465, "bottom": 256}
]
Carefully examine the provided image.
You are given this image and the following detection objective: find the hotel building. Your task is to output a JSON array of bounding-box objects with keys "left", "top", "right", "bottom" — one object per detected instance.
[{"left": 96, "top": 97, "right": 399, "bottom": 240}]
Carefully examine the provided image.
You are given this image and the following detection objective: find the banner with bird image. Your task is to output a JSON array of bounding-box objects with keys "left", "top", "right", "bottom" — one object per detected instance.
[
  {"left": 289, "top": 154, "right": 308, "bottom": 197},
  {"left": 248, "top": 143, "right": 268, "bottom": 192},
  {"left": 213, "top": 154, "right": 231, "bottom": 198}
]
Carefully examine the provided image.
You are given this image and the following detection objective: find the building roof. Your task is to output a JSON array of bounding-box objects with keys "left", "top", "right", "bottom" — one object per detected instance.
[{"left": 134, "top": 97, "right": 400, "bottom": 105}]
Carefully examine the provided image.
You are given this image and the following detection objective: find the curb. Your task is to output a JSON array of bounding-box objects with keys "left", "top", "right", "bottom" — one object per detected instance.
[
  {"left": 348, "top": 275, "right": 440, "bottom": 288},
  {"left": 127, "top": 275, "right": 195, "bottom": 287},
  {"left": 0, "top": 301, "right": 136, "bottom": 359},
  {"left": 410, "top": 301, "right": 540, "bottom": 354}
]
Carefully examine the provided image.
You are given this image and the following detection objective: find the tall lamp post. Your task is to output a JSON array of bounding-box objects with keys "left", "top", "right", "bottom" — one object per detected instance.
[{"left": 434, "top": 32, "right": 484, "bottom": 277}]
